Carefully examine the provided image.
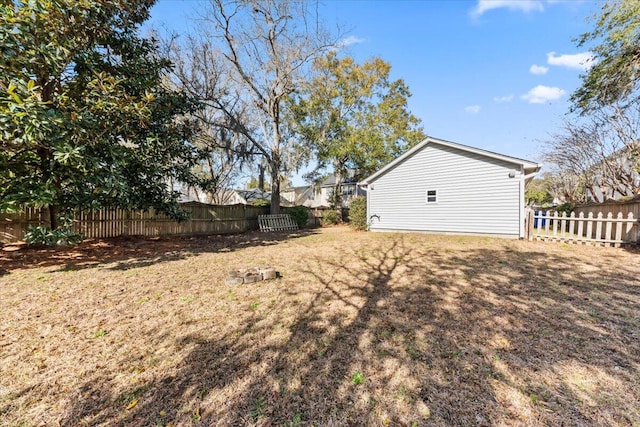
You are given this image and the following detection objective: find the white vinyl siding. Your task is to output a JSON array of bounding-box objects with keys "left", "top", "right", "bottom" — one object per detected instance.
[{"left": 368, "top": 143, "right": 522, "bottom": 236}]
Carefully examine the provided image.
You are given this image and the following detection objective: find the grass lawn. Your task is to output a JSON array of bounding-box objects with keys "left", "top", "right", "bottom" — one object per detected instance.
[{"left": 1, "top": 227, "right": 639, "bottom": 426}]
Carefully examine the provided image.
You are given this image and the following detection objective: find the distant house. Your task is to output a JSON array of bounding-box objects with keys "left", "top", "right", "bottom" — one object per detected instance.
[
  {"left": 211, "top": 188, "right": 271, "bottom": 205},
  {"left": 281, "top": 186, "right": 314, "bottom": 207},
  {"left": 360, "top": 136, "right": 541, "bottom": 238},
  {"left": 281, "top": 174, "right": 365, "bottom": 208}
]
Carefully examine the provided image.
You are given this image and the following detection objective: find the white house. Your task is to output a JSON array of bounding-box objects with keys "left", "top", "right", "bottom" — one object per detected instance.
[
  {"left": 219, "top": 189, "right": 271, "bottom": 205},
  {"left": 281, "top": 174, "right": 365, "bottom": 208},
  {"left": 359, "top": 136, "right": 541, "bottom": 238}
]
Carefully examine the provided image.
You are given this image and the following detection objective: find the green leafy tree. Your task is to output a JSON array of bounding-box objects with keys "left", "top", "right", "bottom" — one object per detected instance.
[
  {"left": 525, "top": 187, "right": 553, "bottom": 207},
  {"left": 525, "top": 175, "right": 554, "bottom": 207},
  {"left": 0, "top": 0, "right": 200, "bottom": 230},
  {"left": 572, "top": 0, "right": 640, "bottom": 112},
  {"left": 292, "top": 52, "right": 425, "bottom": 208}
]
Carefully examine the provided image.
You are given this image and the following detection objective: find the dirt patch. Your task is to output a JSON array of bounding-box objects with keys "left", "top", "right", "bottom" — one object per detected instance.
[{"left": 1, "top": 227, "right": 639, "bottom": 426}]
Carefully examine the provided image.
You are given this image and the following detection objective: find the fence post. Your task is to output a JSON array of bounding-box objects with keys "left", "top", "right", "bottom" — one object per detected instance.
[{"left": 525, "top": 209, "right": 533, "bottom": 240}]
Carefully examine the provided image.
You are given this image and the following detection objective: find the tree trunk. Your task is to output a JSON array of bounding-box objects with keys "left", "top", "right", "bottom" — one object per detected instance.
[
  {"left": 258, "top": 162, "right": 265, "bottom": 192},
  {"left": 587, "top": 185, "right": 601, "bottom": 203},
  {"left": 333, "top": 167, "right": 342, "bottom": 211},
  {"left": 48, "top": 204, "right": 59, "bottom": 230},
  {"left": 270, "top": 159, "right": 281, "bottom": 214}
]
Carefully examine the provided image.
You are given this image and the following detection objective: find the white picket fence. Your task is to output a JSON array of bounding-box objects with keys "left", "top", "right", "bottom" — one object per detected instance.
[{"left": 526, "top": 210, "right": 639, "bottom": 247}]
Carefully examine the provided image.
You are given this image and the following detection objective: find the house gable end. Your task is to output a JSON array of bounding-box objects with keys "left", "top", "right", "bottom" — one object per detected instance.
[{"left": 361, "top": 136, "right": 540, "bottom": 185}]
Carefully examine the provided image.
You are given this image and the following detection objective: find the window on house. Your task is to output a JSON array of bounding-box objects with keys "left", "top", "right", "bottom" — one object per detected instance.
[{"left": 426, "top": 189, "right": 437, "bottom": 203}]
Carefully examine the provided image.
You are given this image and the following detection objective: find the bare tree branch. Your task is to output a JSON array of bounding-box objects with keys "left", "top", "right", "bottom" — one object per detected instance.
[{"left": 542, "top": 103, "right": 640, "bottom": 203}]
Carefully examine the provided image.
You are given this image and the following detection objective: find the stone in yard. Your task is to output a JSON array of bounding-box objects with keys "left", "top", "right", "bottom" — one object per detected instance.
[
  {"left": 243, "top": 273, "right": 262, "bottom": 284},
  {"left": 225, "top": 276, "right": 244, "bottom": 285},
  {"left": 226, "top": 266, "right": 278, "bottom": 285},
  {"left": 259, "top": 267, "right": 277, "bottom": 280}
]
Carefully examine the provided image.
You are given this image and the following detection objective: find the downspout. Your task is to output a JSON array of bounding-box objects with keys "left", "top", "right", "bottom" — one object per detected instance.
[{"left": 519, "top": 165, "right": 525, "bottom": 239}]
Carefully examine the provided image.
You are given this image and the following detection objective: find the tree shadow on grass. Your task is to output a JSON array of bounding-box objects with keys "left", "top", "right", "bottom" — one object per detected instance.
[
  {"left": 53, "top": 235, "right": 640, "bottom": 426},
  {"left": 0, "top": 229, "right": 317, "bottom": 276}
]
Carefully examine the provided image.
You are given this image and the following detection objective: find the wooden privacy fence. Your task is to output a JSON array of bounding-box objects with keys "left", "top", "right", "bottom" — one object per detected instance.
[
  {"left": 0, "top": 202, "right": 269, "bottom": 243},
  {"left": 526, "top": 210, "right": 639, "bottom": 247},
  {"left": 307, "top": 207, "right": 350, "bottom": 227},
  {"left": 574, "top": 199, "right": 640, "bottom": 220}
]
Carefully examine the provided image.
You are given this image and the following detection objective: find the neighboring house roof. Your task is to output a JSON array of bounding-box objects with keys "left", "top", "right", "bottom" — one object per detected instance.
[
  {"left": 360, "top": 136, "right": 541, "bottom": 185},
  {"left": 235, "top": 189, "right": 271, "bottom": 204},
  {"left": 321, "top": 173, "right": 358, "bottom": 187},
  {"left": 212, "top": 188, "right": 271, "bottom": 205}
]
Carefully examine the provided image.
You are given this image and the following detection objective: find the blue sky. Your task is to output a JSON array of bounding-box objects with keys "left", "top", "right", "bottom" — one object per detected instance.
[{"left": 148, "top": 0, "right": 601, "bottom": 183}]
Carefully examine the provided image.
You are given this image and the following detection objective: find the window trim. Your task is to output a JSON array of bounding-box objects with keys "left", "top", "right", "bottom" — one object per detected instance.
[{"left": 425, "top": 189, "right": 438, "bottom": 204}]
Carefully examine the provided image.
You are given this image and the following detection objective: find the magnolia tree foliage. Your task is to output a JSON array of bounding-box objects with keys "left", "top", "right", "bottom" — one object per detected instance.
[{"left": 0, "top": 0, "right": 201, "bottom": 229}]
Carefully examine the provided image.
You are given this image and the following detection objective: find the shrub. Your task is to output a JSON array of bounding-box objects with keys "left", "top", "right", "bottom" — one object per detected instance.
[
  {"left": 322, "top": 209, "right": 341, "bottom": 225},
  {"left": 285, "top": 205, "right": 309, "bottom": 228},
  {"left": 25, "top": 225, "right": 83, "bottom": 246},
  {"left": 348, "top": 196, "right": 367, "bottom": 230},
  {"left": 555, "top": 202, "right": 574, "bottom": 216}
]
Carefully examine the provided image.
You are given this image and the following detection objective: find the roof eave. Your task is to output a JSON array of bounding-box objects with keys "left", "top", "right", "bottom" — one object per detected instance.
[{"left": 362, "top": 136, "right": 541, "bottom": 184}]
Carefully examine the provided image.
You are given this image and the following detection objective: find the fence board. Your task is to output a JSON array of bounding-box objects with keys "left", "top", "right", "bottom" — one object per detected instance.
[
  {"left": 568, "top": 212, "right": 576, "bottom": 241},
  {"left": 575, "top": 200, "right": 640, "bottom": 220},
  {"left": 604, "top": 213, "right": 613, "bottom": 247},
  {"left": 576, "top": 213, "right": 585, "bottom": 243}
]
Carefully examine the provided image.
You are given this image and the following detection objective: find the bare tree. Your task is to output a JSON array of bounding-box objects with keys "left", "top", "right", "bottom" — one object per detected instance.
[
  {"left": 162, "top": 34, "right": 258, "bottom": 204},
  {"left": 545, "top": 169, "right": 586, "bottom": 205},
  {"left": 542, "top": 104, "right": 640, "bottom": 203},
  {"left": 183, "top": 0, "right": 338, "bottom": 214}
]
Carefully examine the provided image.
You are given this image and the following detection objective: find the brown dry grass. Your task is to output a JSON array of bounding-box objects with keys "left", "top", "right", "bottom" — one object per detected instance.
[{"left": 1, "top": 227, "right": 639, "bottom": 426}]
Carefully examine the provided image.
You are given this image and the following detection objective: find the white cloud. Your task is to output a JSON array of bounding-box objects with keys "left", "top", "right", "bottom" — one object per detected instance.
[
  {"left": 493, "top": 95, "right": 514, "bottom": 103},
  {"left": 337, "top": 35, "right": 366, "bottom": 48},
  {"left": 521, "top": 85, "right": 566, "bottom": 104},
  {"left": 529, "top": 64, "right": 549, "bottom": 75},
  {"left": 471, "top": 0, "right": 544, "bottom": 17},
  {"left": 464, "top": 105, "right": 481, "bottom": 114},
  {"left": 547, "top": 51, "right": 594, "bottom": 71}
]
